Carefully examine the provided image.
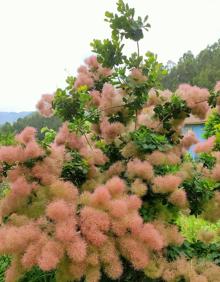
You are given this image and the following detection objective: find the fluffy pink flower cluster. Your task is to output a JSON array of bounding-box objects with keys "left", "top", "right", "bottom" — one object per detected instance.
[
  {"left": 0, "top": 170, "right": 166, "bottom": 282},
  {"left": 0, "top": 127, "right": 44, "bottom": 164},
  {"left": 137, "top": 111, "right": 161, "bottom": 131},
  {"left": 55, "top": 122, "right": 85, "bottom": 150},
  {"left": 177, "top": 84, "right": 210, "bottom": 119},
  {"left": 152, "top": 174, "right": 182, "bottom": 194},
  {"left": 152, "top": 221, "right": 184, "bottom": 247},
  {"left": 80, "top": 147, "right": 108, "bottom": 166},
  {"left": 104, "top": 161, "right": 125, "bottom": 179},
  {"left": 131, "top": 178, "right": 148, "bottom": 197},
  {"left": 147, "top": 150, "right": 181, "bottom": 166},
  {"left": 78, "top": 176, "right": 164, "bottom": 274},
  {"left": 99, "top": 83, "right": 124, "bottom": 115},
  {"left": 130, "top": 68, "right": 148, "bottom": 83},
  {"left": 194, "top": 136, "right": 216, "bottom": 153},
  {"left": 127, "top": 158, "right": 154, "bottom": 181},
  {"left": 0, "top": 178, "right": 79, "bottom": 280},
  {"left": 100, "top": 117, "right": 125, "bottom": 142},
  {"left": 74, "top": 56, "right": 112, "bottom": 89},
  {"left": 168, "top": 189, "right": 188, "bottom": 208},
  {"left": 36, "top": 94, "right": 54, "bottom": 117},
  {"left": 146, "top": 88, "right": 161, "bottom": 106},
  {"left": 146, "top": 88, "right": 174, "bottom": 108},
  {"left": 181, "top": 130, "right": 198, "bottom": 149},
  {"left": 31, "top": 144, "right": 66, "bottom": 185},
  {"left": 0, "top": 126, "right": 169, "bottom": 282}
]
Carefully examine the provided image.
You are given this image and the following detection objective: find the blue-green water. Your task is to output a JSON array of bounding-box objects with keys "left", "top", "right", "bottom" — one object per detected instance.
[{"left": 183, "top": 124, "right": 205, "bottom": 156}]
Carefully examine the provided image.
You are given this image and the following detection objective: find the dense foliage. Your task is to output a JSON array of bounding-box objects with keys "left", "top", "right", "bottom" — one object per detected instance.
[
  {"left": 1, "top": 1, "right": 220, "bottom": 282},
  {"left": 163, "top": 40, "right": 220, "bottom": 91}
]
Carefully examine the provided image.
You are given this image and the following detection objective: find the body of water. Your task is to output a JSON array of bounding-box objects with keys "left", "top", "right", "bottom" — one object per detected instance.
[{"left": 183, "top": 124, "right": 205, "bottom": 157}]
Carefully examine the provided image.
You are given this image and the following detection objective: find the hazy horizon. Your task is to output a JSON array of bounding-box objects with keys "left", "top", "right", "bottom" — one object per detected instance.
[{"left": 1, "top": 0, "right": 220, "bottom": 111}]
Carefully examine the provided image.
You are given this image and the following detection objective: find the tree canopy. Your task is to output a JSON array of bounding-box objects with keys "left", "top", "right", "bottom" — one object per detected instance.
[{"left": 163, "top": 39, "right": 220, "bottom": 91}]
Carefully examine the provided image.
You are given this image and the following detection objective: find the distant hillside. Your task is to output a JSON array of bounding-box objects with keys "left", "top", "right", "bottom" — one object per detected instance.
[
  {"left": 0, "top": 112, "right": 62, "bottom": 140},
  {"left": 0, "top": 112, "right": 32, "bottom": 124}
]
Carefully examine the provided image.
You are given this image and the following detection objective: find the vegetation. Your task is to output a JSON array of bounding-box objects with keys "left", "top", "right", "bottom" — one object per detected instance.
[
  {"left": 0, "top": 1, "right": 220, "bottom": 282},
  {"left": 0, "top": 112, "right": 61, "bottom": 141},
  {"left": 163, "top": 40, "right": 220, "bottom": 91}
]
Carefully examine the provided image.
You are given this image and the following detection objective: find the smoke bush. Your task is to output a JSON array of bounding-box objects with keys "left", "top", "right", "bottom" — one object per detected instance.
[{"left": 1, "top": 1, "right": 220, "bottom": 281}]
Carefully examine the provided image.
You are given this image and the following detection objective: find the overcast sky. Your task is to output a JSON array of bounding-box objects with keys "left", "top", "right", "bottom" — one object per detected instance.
[{"left": 0, "top": 0, "right": 220, "bottom": 111}]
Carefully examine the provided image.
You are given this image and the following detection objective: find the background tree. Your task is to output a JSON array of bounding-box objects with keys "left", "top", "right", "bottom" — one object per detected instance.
[
  {"left": 0, "top": 112, "right": 61, "bottom": 140},
  {"left": 163, "top": 40, "right": 220, "bottom": 91}
]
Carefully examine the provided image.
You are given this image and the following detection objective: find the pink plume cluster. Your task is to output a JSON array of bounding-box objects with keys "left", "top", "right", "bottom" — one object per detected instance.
[
  {"left": 78, "top": 176, "right": 164, "bottom": 273},
  {"left": 85, "top": 56, "right": 112, "bottom": 77},
  {"left": 75, "top": 65, "right": 94, "bottom": 89},
  {"left": 32, "top": 144, "right": 66, "bottom": 185},
  {"left": 99, "top": 83, "right": 124, "bottom": 115},
  {"left": 0, "top": 122, "right": 170, "bottom": 282},
  {"left": 168, "top": 189, "right": 188, "bottom": 208},
  {"left": 194, "top": 136, "right": 216, "bottom": 153},
  {"left": 100, "top": 117, "right": 125, "bottom": 142},
  {"left": 46, "top": 200, "right": 73, "bottom": 222},
  {"left": 130, "top": 68, "right": 148, "bottom": 83},
  {"left": 11, "top": 176, "right": 32, "bottom": 197},
  {"left": 36, "top": 94, "right": 54, "bottom": 117},
  {"left": 90, "top": 90, "right": 101, "bottom": 106},
  {"left": 105, "top": 161, "right": 125, "bottom": 179},
  {"left": 74, "top": 56, "right": 112, "bottom": 89},
  {"left": 177, "top": 84, "right": 210, "bottom": 119},
  {"left": 131, "top": 179, "right": 148, "bottom": 197},
  {"left": 80, "top": 207, "right": 110, "bottom": 246},
  {"left": 0, "top": 146, "right": 25, "bottom": 164},
  {"left": 145, "top": 88, "right": 173, "bottom": 108},
  {"left": 0, "top": 180, "right": 81, "bottom": 277},
  {"left": 0, "top": 127, "right": 44, "bottom": 164},
  {"left": 147, "top": 88, "right": 161, "bottom": 106},
  {"left": 15, "top": 127, "right": 37, "bottom": 144},
  {"left": 181, "top": 130, "right": 198, "bottom": 148},
  {"left": 127, "top": 158, "right": 154, "bottom": 181},
  {"left": 84, "top": 55, "right": 99, "bottom": 68},
  {"left": 0, "top": 145, "right": 68, "bottom": 220},
  {"left": 80, "top": 147, "right": 108, "bottom": 166},
  {"left": 158, "top": 90, "right": 173, "bottom": 103},
  {"left": 153, "top": 175, "right": 182, "bottom": 194},
  {"left": 55, "top": 122, "right": 85, "bottom": 150},
  {"left": 147, "top": 150, "right": 181, "bottom": 166},
  {"left": 153, "top": 221, "right": 184, "bottom": 247},
  {"left": 137, "top": 112, "right": 161, "bottom": 130}
]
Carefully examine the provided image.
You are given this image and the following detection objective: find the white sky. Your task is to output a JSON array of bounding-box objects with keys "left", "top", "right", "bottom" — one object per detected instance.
[{"left": 0, "top": 0, "right": 220, "bottom": 111}]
